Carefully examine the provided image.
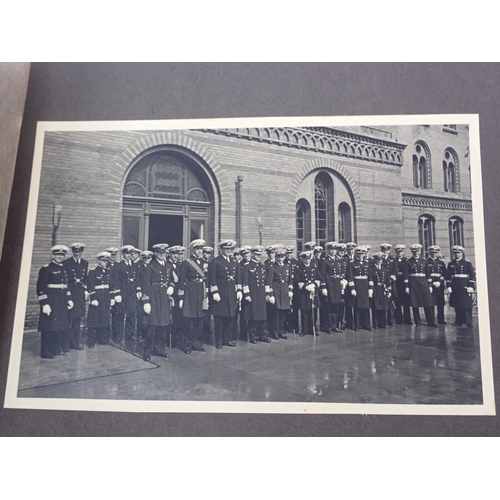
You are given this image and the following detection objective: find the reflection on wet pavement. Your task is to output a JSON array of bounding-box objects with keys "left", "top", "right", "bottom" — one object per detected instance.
[{"left": 17, "top": 310, "right": 482, "bottom": 405}]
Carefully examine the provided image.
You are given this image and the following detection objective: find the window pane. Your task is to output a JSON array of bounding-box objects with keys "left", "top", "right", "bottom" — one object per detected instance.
[
  {"left": 122, "top": 216, "right": 140, "bottom": 248},
  {"left": 190, "top": 219, "right": 205, "bottom": 241}
]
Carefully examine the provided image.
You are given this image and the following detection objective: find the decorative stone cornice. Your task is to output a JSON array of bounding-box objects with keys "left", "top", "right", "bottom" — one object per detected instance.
[
  {"left": 202, "top": 126, "right": 406, "bottom": 167},
  {"left": 402, "top": 193, "right": 472, "bottom": 211}
]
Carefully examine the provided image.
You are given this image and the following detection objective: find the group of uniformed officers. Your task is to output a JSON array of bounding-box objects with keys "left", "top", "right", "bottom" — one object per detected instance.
[{"left": 36, "top": 238, "right": 476, "bottom": 361}]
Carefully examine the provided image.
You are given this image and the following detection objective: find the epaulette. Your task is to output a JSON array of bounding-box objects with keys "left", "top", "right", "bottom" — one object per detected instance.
[{"left": 43, "top": 264, "right": 49, "bottom": 268}]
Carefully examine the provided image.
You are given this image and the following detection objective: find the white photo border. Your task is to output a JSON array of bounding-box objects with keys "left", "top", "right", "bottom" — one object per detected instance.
[{"left": 4, "top": 113, "right": 495, "bottom": 415}]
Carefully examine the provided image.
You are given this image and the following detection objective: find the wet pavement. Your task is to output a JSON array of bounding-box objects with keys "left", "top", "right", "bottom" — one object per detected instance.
[{"left": 16, "top": 308, "right": 482, "bottom": 405}]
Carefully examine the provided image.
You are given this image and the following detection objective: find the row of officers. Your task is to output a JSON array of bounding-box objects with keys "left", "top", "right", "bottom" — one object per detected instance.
[{"left": 36, "top": 239, "right": 476, "bottom": 361}]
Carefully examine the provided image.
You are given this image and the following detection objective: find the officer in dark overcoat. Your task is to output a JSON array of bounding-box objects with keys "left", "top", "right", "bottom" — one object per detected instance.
[
  {"left": 284, "top": 245, "right": 299, "bottom": 334},
  {"left": 136, "top": 250, "right": 153, "bottom": 340},
  {"left": 112, "top": 245, "right": 141, "bottom": 343},
  {"left": 427, "top": 245, "right": 447, "bottom": 324},
  {"left": 347, "top": 246, "right": 373, "bottom": 331},
  {"left": 343, "top": 242, "right": 357, "bottom": 329},
  {"left": 404, "top": 243, "right": 437, "bottom": 327},
  {"left": 202, "top": 245, "right": 214, "bottom": 339},
  {"left": 241, "top": 245, "right": 272, "bottom": 343},
  {"left": 294, "top": 250, "right": 321, "bottom": 336},
  {"left": 36, "top": 245, "right": 74, "bottom": 358},
  {"left": 106, "top": 247, "right": 121, "bottom": 343},
  {"left": 209, "top": 239, "right": 242, "bottom": 348},
  {"left": 141, "top": 244, "right": 173, "bottom": 360},
  {"left": 238, "top": 245, "right": 252, "bottom": 341},
  {"left": 446, "top": 245, "right": 476, "bottom": 327},
  {"left": 380, "top": 243, "right": 397, "bottom": 326},
  {"left": 264, "top": 244, "right": 278, "bottom": 339},
  {"left": 393, "top": 244, "right": 411, "bottom": 325},
  {"left": 63, "top": 242, "right": 89, "bottom": 350},
  {"left": 86, "top": 251, "right": 113, "bottom": 347},
  {"left": 270, "top": 246, "right": 293, "bottom": 339},
  {"left": 177, "top": 239, "right": 208, "bottom": 354},
  {"left": 370, "top": 252, "right": 391, "bottom": 329}
]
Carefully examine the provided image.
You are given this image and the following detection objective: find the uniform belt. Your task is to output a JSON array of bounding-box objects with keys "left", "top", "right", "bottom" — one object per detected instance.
[
  {"left": 410, "top": 273, "right": 426, "bottom": 277},
  {"left": 430, "top": 273, "right": 442, "bottom": 277},
  {"left": 397, "top": 272, "right": 404, "bottom": 275},
  {"left": 189, "top": 278, "right": 205, "bottom": 283},
  {"left": 128, "top": 278, "right": 135, "bottom": 282},
  {"left": 95, "top": 284, "right": 109, "bottom": 289},
  {"left": 47, "top": 284, "right": 67, "bottom": 289},
  {"left": 354, "top": 276, "right": 368, "bottom": 280},
  {"left": 452, "top": 274, "right": 469, "bottom": 278},
  {"left": 150, "top": 282, "right": 167, "bottom": 286},
  {"left": 328, "top": 275, "right": 344, "bottom": 278},
  {"left": 74, "top": 279, "right": 82, "bottom": 283}
]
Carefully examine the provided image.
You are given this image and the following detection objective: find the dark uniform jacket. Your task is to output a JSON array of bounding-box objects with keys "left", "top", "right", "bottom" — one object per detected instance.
[
  {"left": 209, "top": 254, "right": 241, "bottom": 317},
  {"left": 271, "top": 262, "right": 293, "bottom": 310},
  {"left": 113, "top": 260, "right": 139, "bottom": 313},
  {"left": 343, "top": 254, "right": 356, "bottom": 306},
  {"left": 324, "top": 255, "right": 348, "bottom": 304},
  {"left": 393, "top": 256, "right": 408, "bottom": 303},
  {"left": 37, "top": 261, "right": 72, "bottom": 332},
  {"left": 63, "top": 257, "right": 88, "bottom": 318},
  {"left": 87, "top": 264, "right": 111, "bottom": 328},
  {"left": 142, "top": 259, "right": 174, "bottom": 326},
  {"left": 242, "top": 259, "right": 270, "bottom": 321},
  {"left": 370, "top": 263, "right": 391, "bottom": 311},
  {"left": 446, "top": 258, "right": 475, "bottom": 309},
  {"left": 427, "top": 256, "right": 447, "bottom": 306},
  {"left": 177, "top": 256, "right": 208, "bottom": 319},
  {"left": 347, "top": 259, "right": 373, "bottom": 309},
  {"left": 294, "top": 261, "right": 321, "bottom": 310},
  {"left": 404, "top": 257, "right": 433, "bottom": 308}
]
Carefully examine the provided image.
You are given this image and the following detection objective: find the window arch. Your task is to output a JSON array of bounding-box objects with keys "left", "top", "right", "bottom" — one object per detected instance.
[
  {"left": 443, "top": 147, "right": 459, "bottom": 193},
  {"left": 418, "top": 214, "right": 436, "bottom": 256},
  {"left": 338, "top": 202, "right": 352, "bottom": 243},
  {"left": 314, "top": 172, "right": 334, "bottom": 249},
  {"left": 296, "top": 199, "right": 311, "bottom": 253},
  {"left": 449, "top": 216, "right": 464, "bottom": 258},
  {"left": 412, "top": 141, "right": 431, "bottom": 189}
]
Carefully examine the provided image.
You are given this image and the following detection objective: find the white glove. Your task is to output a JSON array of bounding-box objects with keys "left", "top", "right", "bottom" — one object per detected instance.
[
  {"left": 447, "top": 287, "right": 452, "bottom": 294},
  {"left": 236, "top": 291, "right": 243, "bottom": 301},
  {"left": 298, "top": 282, "right": 305, "bottom": 290},
  {"left": 466, "top": 287, "right": 474, "bottom": 294},
  {"left": 91, "top": 300, "right": 98, "bottom": 306},
  {"left": 110, "top": 299, "right": 115, "bottom": 306},
  {"left": 136, "top": 292, "right": 142, "bottom": 300},
  {"left": 245, "top": 296, "right": 252, "bottom": 302},
  {"left": 213, "top": 293, "right": 221, "bottom": 302},
  {"left": 115, "top": 295, "right": 122, "bottom": 303},
  {"left": 84, "top": 291, "right": 90, "bottom": 300},
  {"left": 321, "top": 288, "right": 328, "bottom": 296},
  {"left": 368, "top": 290, "right": 373, "bottom": 298},
  {"left": 179, "top": 300, "right": 183, "bottom": 309},
  {"left": 351, "top": 290, "right": 357, "bottom": 297},
  {"left": 68, "top": 300, "right": 74, "bottom": 309},
  {"left": 42, "top": 304, "right": 51, "bottom": 315},
  {"left": 166, "top": 286, "right": 174, "bottom": 296},
  {"left": 269, "top": 296, "right": 275, "bottom": 305},
  {"left": 143, "top": 303, "right": 151, "bottom": 314},
  {"left": 305, "top": 284, "right": 315, "bottom": 292},
  {"left": 429, "top": 287, "right": 433, "bottom": 294},
  {"left": 432, "top": 282, "right": 441, "bottom": 288},
  {"left": 341, "top": 279, "right": 348, "bottom": 288},
  {"left": 288, "top": 291, "right": 293, "bottom": 299},
  {"left": 387, "top": 292, "right": 391, "bottom": 298},
  {"left": 405, "top": 288, "right": 410, "bottom": 295}
]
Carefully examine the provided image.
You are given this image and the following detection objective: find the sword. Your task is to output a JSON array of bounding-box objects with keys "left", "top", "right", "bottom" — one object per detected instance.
[{"left": 310, "top": 288, "right": 317, "bottom": 337}]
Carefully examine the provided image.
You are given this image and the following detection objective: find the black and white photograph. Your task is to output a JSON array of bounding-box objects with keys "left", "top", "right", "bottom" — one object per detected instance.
[{"left": 3, "top": 114, "right": 494, "bottom": 414}]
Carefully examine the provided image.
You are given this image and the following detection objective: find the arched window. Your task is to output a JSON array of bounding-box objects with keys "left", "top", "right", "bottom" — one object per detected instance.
[
  {"left": 412, "top": 142, "right": 431, "bottom": 189},
  {"left": 338, "top": 202, "right": 352, "bottom": 243},
  {"left": 449, "top": 216, "right": 464, "bottom": 257},
  {"left": 314, "top": 172, "right": 334, "bottom": 249},
  {"left": 296, "top": 199, "right": 311, "bottom": 253},
  {"left": 418, "top": 214, "right": 436, "bottom": 256},
  {"left": 443, "top": 148, "right": 459, "bottom": 193}
]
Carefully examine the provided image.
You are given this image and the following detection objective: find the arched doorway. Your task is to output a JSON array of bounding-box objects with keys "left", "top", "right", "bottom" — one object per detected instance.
[{"left": 122, "top": 150, "right": 215, "bottom": 251}]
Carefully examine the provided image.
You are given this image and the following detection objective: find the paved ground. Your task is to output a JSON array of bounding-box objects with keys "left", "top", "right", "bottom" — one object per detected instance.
[{"left": 15, "top": 307, "right": 483, "bottom": 405}]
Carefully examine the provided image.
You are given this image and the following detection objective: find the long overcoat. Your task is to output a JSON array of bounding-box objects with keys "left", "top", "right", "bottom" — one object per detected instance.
[
  {"left": 208, "top": 255, "right": 240, "bottom": 317},
  {"left": 324, "top": 256, "right": 348, "bottom": 304},
  {"left": 177, "top": 257, "right": 208, "bottom": 319},
  {"left": 404, "top": 257, "right": 434, "bottom": 308},
  {"left": 271, "top": 262, "right": 293, "bottom": 310},
  {"left": 63, "top": 257, "right": 88, "bottom": 318},
  {"left": 86, "top": 265, "right": 111, "bottom": 328},
  {"left": 427, "top": 256, "right": 447, "bottom": 306},
  {"left": 446, "top": 258, "right": 475, "bottom": 309},
  {"left": 294, "top": 261, "right": 321, "bottom": 311},
  {"left": 347, "top": 260, "right": 372, "bottom": 310},
  {"left": 370, "top": 264, "right": 390, "bottom": 311},
  {"left": 37, "top": 261, "right": 72, "bottom": 332},
  {"left": 142, "top": 259, "right": 174, "bottom": 326},
  {"left": 242, "top": 260, "right": 269, "bottom": 321}
]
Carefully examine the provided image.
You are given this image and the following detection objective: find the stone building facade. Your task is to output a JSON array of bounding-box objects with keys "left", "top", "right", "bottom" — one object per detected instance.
[{"left": 24, "top": 123, "right": 472, "bottom": 327}]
